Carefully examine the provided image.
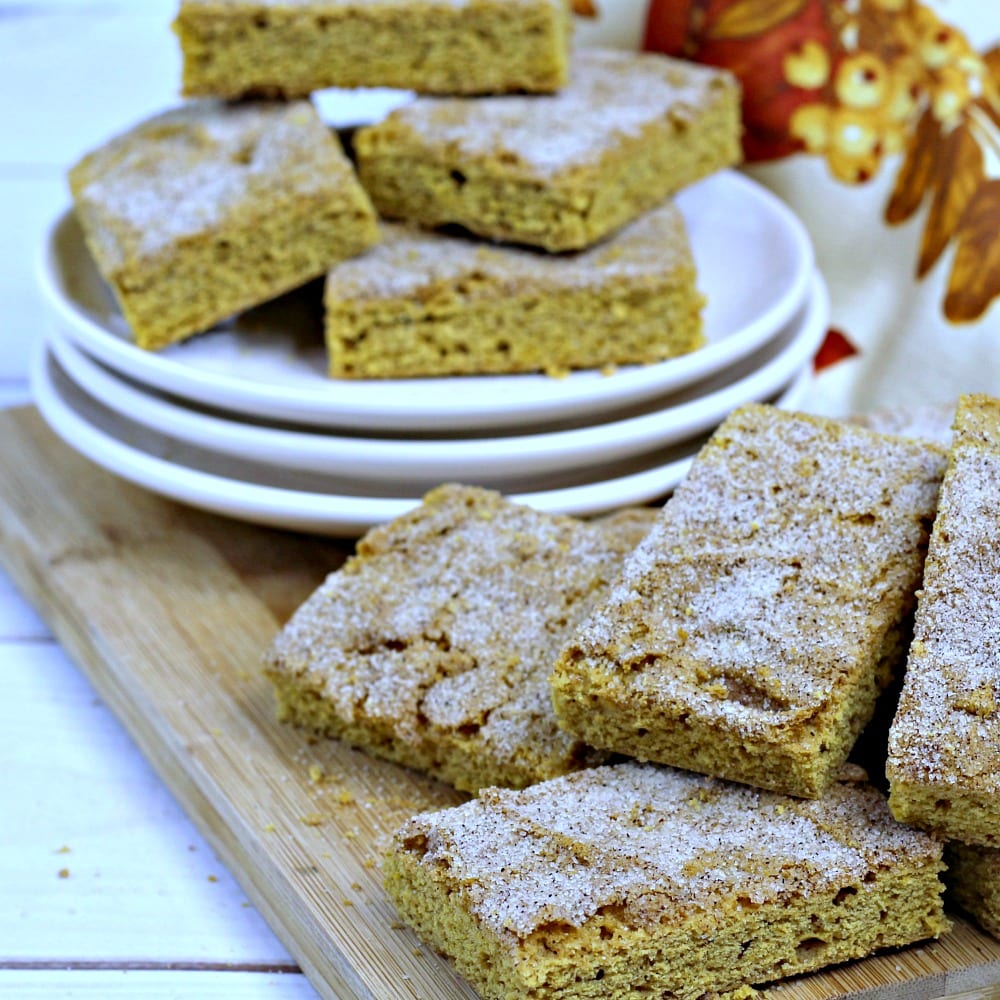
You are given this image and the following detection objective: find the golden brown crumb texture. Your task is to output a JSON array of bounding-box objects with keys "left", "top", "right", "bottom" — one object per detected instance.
[
  {"left": 264, "top": 485, "right": 655, "bottom": 793},
  {"left": 385, "top": 761, "right": 947, "bottom": 1000},
  {"left": 551, "top": 404, "right": 946, "bottom": 799},
  {"left": 69, "top": 100, "right": 378, "bottom": 350},
  {"left": 887, "top": 394, "right": 1000, "bottom": 847},
  {"left": 324, "top": 201, "right": 703, "bottom": 378}
]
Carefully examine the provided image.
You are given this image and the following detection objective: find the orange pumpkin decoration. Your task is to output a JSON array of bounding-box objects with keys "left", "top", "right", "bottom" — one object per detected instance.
[{"left": 643, "top": 0, "right": 836, "bottom": 161}]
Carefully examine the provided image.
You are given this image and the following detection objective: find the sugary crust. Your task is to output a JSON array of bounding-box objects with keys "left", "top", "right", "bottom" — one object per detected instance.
[
  {"left": 324, "top": 201, "right": 704, "bottom": 377},
  {"left": 384, "top": 761, "right": 947, "bottom": 1000},
  {"left": 69, "top": 100, "right": 378, "bottom": 350},
  {"left": 354, "top": 48, "right": 741, "bottom": 251},
  {"left": 264, "top": 486, "right": 655, "bottom": 793},
  {"left": 326, "top": 200, "right": 696, "bottom": 302},
  {"left": 551, "top": 404, "right": 946, "bottom": 799},
  {"left": 887, "top": 394, "right": 1000, "bottom": 847},
  {"left": 174, "top": 0, "right": 571, "bottom": 98}
]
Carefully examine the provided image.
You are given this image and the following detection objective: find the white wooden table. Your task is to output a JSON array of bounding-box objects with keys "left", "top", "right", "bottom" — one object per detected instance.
[{"left": 0, "top": 2, "right": 319, "bottom": 995}]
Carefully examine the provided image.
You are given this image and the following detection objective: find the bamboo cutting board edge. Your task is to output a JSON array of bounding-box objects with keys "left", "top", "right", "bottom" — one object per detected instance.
[
  {"left": 1, "top": 404, "right": 999, "bottom": 1000},
  {"left": 0, "top": 406, "right": 473, "bottom": 1000}
]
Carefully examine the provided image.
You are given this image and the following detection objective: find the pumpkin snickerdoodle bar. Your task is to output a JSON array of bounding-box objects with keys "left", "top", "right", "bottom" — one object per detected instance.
[
  {"left": 264, "top": 485, "right": 655, "bottom": 793},
  {"left": 946, "top": 841, "right": 1000, "bottom": 939},
  {"left": 551, "top": 404, "right": 946, "bottom": 799},
  {"left": 69, "top": 100, "right": 378, "bottom": 351},
  {"left": 173, "top": 0, "right": 572, "bottom": 99},
  {"left": 324, "top": 200, "right": 703, "bottom": 378},
  {"left": 384, "top": 761, "right": 948, "bottom": 1000},
  {"left": 354, "top": 47, "right": 741, "bottom": 252},
  {"left": 887, "top": 393, "right": 1000, "bottom": 848}
]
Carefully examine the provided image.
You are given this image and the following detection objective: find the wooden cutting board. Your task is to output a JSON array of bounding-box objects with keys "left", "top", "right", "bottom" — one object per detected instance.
[{"left": 2, "top": 404, "right": 999, "bottom": 1000}]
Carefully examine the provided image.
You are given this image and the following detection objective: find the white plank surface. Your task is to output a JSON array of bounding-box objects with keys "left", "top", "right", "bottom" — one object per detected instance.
[
  {"left": 0, "top": 566, "right": 49, "bottom": 639},
  {"left": 0, "top": 640, "right": 300, "bottom": 969},
  {"left": 0, "top": 970, "right": 318, "bottom": 999}
]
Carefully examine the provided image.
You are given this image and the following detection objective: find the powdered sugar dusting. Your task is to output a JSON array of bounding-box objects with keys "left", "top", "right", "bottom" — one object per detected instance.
[
  {"left": 888, "top": 395, "right": 1000, "bottom": 789},
  {"left": 565, "top": 404, "right": 945, "bottom": 738},
  {"left": 326, "top": 200, "right": 692, "bottom": 301},
  {"left": 363, "top": 48, "right": 733, "bottom": 177},
  {"left": 267, "top": 486, "right": 651, "bottom": 781},
  {"left": 394, "top": 761, "right": 941, "bottom": 940},
  {"left": 70, "top": 100, "right": 355, "bottom": 270}
]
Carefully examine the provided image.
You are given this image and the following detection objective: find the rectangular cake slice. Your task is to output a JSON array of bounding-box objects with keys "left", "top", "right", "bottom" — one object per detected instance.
[
  {"left": 324, "top": 201, "right": 703, "bottom": 378},
  {"left": 69, "top": 100, "right": 379, "bottom": 351},
  {"left": 173, "top": 0, "right": 571, "bottom": 98},
  {"left": 947, "top": 842, "right": 1000, "bottom": 939},
  {"left": 354, "top": 48, "right": 741, "bottom": 251},
  {"left": 384, "top": 761, "right": 948, "bottom": 1000},
  {"left": 887, "top": 393, "right": 1000, "bottom": 847},
  {"left": 264, "top": 485, "right": 655, "bottom": 793},
  {"left": 551, "top": 404, "right": 946, "bottom": 799}
]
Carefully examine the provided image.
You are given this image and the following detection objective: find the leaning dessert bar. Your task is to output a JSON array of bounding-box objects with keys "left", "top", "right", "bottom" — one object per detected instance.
[
  {"left": 551, "top": 404, "right": 946, "bottom": 799},
  {"left": 354, "top": 48, "right": 741, "bottom": 251},
  {"left": 264, "top": 485, "right": 655, "bottom": 793},
  {"left": 947, "top": 842, "right": 1000, "bottom": 939},
  {"left": 384, "top": 761, "right": 948, "bottom": 1000},
  {"left": 887, "top": 394, "right": 1000, "bottom": 848},
  {"left": 173, "top": 0, "right": 571, "bottom": 98},
  {"left": 324, "top": 200, "right": 703, "bottom": 378},
  {"left": 69, "top": 100, "right": 379, "bottom": 351}
]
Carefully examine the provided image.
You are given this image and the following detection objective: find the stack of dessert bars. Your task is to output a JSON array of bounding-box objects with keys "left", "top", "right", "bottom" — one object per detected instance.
[{"left": 71, "top": 0, "right": 741, "bottom": 380}]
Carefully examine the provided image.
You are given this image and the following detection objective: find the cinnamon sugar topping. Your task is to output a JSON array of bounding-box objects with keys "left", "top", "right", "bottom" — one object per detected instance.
[
  {"left": 266, "top": 486, "right": 654, "bottom": 791},
  {"left": 887, "top": 394, "right": 1000, "bottom": 838},
  {"left": 326, "top": 199, "right": 692, "bottom": 301},
  {"left": 394, "top": 761, "right": 942, "bottom": 940},
  {"left": 366, "top": 48, "right": 732, "bottom": 178},
  {"left": 570, "top": 405, "right": 945, "bottom": 737}
]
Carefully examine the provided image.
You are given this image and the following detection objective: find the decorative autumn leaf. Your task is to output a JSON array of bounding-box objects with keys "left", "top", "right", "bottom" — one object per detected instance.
[
  {"left": 813, "top": 328, "right": 859, "bottom": 372},
  {"left": 984, "top": 44, "right": 1000, "bottom": 85},
  {"left": 944, "top": 180, "right": 1000, "bottom": 322},
  {"left": 885, "top": 109, "right": 941, "bottom": 225},
  {"left": 976, "top": 96, "right": 1000, "bottom": 132},
  {"left": 979, "top": 46, "right": 1000, "bottom": 127},
  {"left": 917, "top": 123, "right": 984, "bottom": 278},
  {"left": 705, "top": 0, "right": 809, "bottom": 41},
  {"left": 569, "top": 0, "right": 598, "bottom": 18}
]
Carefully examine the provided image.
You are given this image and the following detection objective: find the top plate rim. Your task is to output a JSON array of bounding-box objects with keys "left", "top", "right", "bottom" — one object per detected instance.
[{"left": 38, "top": 168, "right": 815, "bottom": 432}]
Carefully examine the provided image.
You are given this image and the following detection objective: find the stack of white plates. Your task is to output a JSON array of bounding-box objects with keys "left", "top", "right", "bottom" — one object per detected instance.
[{"left": 34, "top": 169, "right": 827, "bottom": 536}]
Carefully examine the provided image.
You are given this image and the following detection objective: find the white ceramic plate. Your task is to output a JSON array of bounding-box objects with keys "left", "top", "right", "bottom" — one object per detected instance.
[
  {"left": 39, "top": 170, "right": 815, "bottom": 432},
  {"left": 31, "top": 345, "right": 814, "bottom": 537},
  {"left": 47, "top": 273, "right": 828, "bottom": 485}
]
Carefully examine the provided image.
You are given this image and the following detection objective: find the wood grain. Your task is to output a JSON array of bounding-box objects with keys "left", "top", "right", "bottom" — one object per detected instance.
[{"left": 1, "top": 405, "right": 998, "bottom": 1000}]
